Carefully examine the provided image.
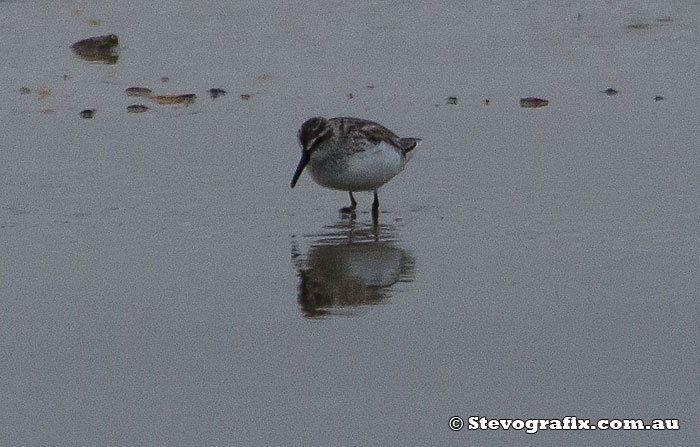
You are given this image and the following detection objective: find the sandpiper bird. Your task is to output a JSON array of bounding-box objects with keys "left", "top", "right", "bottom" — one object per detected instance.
[{"left": 290, "top": 117, "right": 419, "bottom": 220}]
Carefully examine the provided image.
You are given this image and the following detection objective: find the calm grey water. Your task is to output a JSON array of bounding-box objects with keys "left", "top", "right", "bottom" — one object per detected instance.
[{"left": 1, "top": 0, "right": 699, "bottom": 445}]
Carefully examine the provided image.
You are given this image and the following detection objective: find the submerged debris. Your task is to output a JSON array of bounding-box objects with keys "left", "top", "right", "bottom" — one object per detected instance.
[
  {"left": 208, "top": 88, "right": 226, "bottom": 99},
  {"left": 602, "top": 88, "right": 618, "bottom": 96},
  {"left": 150, "top": 93, "right": 196, "bottom": 105},
  {"left": 71, "top": 34, "right": 119, "bottom": 64},
  {"left": 160, "top": 76, "right": 169, "bottom": 83},
  {"left": 240, "top": 94, "right": 251, "bottom": 100},
  {"left": 654, "top": 96, "right": 665, "bottom": 102},
  {"left": 346, "top": 93, "right": 353, "bottom": 100},
  {"left": 37, "top": 87, "right": 51, "bottom": 99},
  {"left": 125, "top": 87, "right": 153, "bottom": 97},
  {"left": 519, "top": 97, "right": 549, "bottom": 108},
  {"left": 79, "top": 109, "right": 96, "bottom": 119},
  {"left": 626, "top": 23, "right": 650, "bottom": 30},
  {"left": 19, "top": 87, "right": 31, "bottom": 94},
  {"left": 127, "top": 104, "right": 149, "bottom": 113},
  {"left": 446, "top": 96, "right": 458, "bottom": 105},
  {"left": 482, "top": 98, "right": 490, "bottom": 105}
]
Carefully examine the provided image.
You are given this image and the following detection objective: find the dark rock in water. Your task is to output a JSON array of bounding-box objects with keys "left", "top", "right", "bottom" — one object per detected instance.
[
  {"left": 602, "top": 88, "right": 618, "bottom": 96},
  {"left": 519, "top": 97, "right": 549, "bottom": 108},
  {"left": 79, "top": 109, "right": 96, "bottom": 119},
  {"left": 71, "top": 34, "right": 119, "bottom": 64},
  {"left": 71, "top": 34, "right": 119, "bottom": 50},
  {"left": 125, "top": 87, "right": 153, "bottom": 97},
  {"left": 654, "top": 96, "right": 665, "bottom": 102},
  {"left": 446, "top": 96, "right": 458, "bottom": 105},
  {"left": 150, "top": 94, "right": 196, "bottom": 105},
  {"left": 127, "top": 104, "right": 149, "bottom": 113},
  {"left": 208, "top": 88, "right": 226, "bottom": 99}
]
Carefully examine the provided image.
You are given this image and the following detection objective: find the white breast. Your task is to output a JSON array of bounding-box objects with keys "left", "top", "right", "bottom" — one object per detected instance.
[{"left": 309, "top": 142, "right": 406, "bottom": 192}]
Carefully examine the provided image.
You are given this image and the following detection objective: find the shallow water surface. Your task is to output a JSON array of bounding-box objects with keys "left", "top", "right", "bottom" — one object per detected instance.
[{"left": 1, "top": 0, "right": 699, "bottom": 446}]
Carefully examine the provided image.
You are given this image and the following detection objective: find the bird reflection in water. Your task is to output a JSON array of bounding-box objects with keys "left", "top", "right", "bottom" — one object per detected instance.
[{"left": 292, "top": 219, "right": 415, "bottom": 318}]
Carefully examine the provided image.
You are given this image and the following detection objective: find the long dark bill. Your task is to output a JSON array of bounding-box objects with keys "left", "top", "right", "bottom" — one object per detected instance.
[{"left": 290, "top": 151, "right": 310, "bottom": 188}]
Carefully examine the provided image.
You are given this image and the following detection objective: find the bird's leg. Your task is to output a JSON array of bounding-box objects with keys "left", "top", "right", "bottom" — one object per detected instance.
[
  {"left": 340, "top": 192, "right": 357, "bottom": 214},
  {"left": 371, "top": 190, "right": 379, "bottom": 223}
]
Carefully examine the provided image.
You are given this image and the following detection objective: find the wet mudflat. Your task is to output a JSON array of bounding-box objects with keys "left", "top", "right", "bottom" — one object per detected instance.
[{"left": 1, "top": 1, "right": 699, "bottom": 446}]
